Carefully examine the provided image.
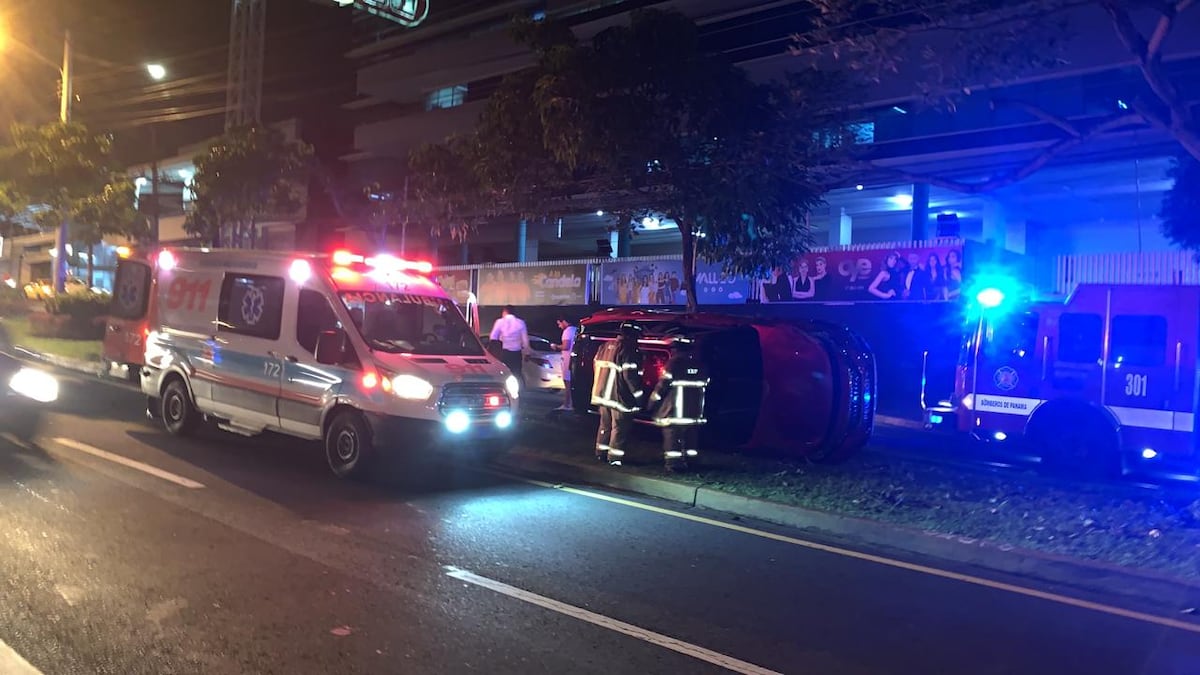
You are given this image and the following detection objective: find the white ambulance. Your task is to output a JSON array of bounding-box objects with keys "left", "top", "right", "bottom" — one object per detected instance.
[{"left": 139, "top": 248, "right": 519, "bottom": 478}]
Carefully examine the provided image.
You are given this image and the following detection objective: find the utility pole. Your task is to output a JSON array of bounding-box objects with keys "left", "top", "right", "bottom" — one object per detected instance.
[
  {"left": 54, "top": 30, "right": 72, "bottom": 294},
  {"left": 150, "top": 125, "right": 160, "bottom": 243}
]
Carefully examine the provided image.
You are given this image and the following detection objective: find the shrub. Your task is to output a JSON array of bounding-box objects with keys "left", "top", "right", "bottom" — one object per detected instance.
[
  {"left": 0, "top": 288, "right": 31, "bottom": 318},
  {"left": 35, "top": 291, "right": 110, "bottom": 339}
]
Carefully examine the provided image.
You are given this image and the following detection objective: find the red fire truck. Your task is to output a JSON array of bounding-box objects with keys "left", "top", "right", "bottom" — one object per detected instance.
[{"left": 923, "top": 282, "right": 1199, "bottom": 477}]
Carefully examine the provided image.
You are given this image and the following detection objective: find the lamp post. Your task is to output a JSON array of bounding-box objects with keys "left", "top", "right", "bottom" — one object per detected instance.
[
  {"left": 52, "top": 30, "right": 72, "bottom": 294},
  {"left": 146, "top": 63, "right": 166, "bottom": 243}
]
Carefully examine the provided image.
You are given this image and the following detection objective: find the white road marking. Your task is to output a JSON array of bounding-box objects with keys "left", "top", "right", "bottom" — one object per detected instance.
[
  {"left": 445, "top": 566, "right": 782, "bottom": 675},
  {"left": 0, "top": 638, "right": 44, "bottom": 675},
  {"left": 51, "top": 438, "right": 205, "bottom": 489},
  {"left": 487, "top": 469, "right": 1200, "bottom": 636}
]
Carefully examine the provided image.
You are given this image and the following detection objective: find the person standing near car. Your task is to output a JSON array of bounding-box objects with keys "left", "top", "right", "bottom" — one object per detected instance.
[
  {"left": 591, "top": 322, "right": 645, "bottom": 465},
  {"left": 649, "top": 335, "right": 709, "bottom": 471},
  {"left": 553, "top": 316, "right": 577, "bottom": 411},
  {"left": 489, "top": 305, "right": 530, "bottom": 389}
]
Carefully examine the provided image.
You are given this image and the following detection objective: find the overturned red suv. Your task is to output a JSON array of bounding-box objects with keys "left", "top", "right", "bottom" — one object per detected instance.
[{"left": 568, "top": 309, "right": 876, "bottom": 461}]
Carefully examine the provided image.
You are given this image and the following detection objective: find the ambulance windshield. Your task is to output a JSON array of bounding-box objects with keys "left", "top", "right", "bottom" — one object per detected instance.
[{"left": 338, "top": 291, "right": 484, "bottom": 356}]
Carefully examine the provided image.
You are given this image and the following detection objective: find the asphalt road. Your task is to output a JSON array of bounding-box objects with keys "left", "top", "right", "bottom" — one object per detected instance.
[{"left": 2, "top": 374, "right": 1200, "bottom": 674}]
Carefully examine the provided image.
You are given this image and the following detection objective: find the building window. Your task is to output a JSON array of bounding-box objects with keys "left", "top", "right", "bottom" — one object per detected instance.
[
  {"left": 849, "top": 121, "right": 874, "bottom": 144},
  {"left": 426, "top": 85, "right": 468, "bottom": 111}
]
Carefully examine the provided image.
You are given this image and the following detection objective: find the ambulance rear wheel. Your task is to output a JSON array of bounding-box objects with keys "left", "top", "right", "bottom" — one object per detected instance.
[
  {"left": 161, "top": 379, "right": 199, "bottom": 436},
  {"left": 325, "top": 410, "right": 374, "bottom": 479}
]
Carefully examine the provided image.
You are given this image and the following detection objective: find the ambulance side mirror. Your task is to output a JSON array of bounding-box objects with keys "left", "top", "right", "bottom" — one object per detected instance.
[{"left": 315, "top": 329, "right": 348, "bottom": 366}]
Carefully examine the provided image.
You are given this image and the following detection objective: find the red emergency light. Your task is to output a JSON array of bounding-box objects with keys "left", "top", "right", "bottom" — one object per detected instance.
[
  {"left": 486, "top": 395, "right": 502, "bottom": 408},
  {"left": 330, "top": 249, "right": 432, "bottom": 275}
]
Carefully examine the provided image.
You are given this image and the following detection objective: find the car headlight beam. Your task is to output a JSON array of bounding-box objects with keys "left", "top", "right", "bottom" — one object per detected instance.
[{"left": 9, "top": 367, "right": 59, "bottom": 403}]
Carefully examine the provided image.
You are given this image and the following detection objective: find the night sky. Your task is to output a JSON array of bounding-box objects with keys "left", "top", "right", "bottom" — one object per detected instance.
[{"left": 1, "top": 0, "right": 353, "bottom": 162}]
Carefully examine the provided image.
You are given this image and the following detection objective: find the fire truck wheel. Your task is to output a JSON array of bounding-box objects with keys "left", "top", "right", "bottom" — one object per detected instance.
[
  {"left": 1029, "top": 404, "right": 1120, "bottom": 479},
  {"left": 160, "top": 379, "right": 199, "bottom": 436},
  {"left": 325, "top": 409, "right": 375, "bottom": 479}
]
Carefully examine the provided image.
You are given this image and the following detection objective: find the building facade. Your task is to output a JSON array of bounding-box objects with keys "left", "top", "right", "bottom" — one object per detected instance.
[{"left": 340, "top": 0, "right": 1200, "bottom": 274}]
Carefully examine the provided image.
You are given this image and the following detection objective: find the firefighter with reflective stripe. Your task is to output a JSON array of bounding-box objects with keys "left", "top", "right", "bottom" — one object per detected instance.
[
  {"left": 649, "top": 335, "right": 709, "bottom": 471},
  {"left": 591, "top": 322, "right": 645, "bottom": 464}
]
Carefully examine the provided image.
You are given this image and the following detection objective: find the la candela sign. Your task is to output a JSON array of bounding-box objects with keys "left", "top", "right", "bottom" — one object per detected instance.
[{"left": 337, "top": 0, "right": 429, "bottom": 27}]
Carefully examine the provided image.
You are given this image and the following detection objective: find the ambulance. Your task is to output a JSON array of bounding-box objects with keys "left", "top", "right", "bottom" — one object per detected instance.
[{"left": 136, "top": 248, "right": 519, "bottom": 478}]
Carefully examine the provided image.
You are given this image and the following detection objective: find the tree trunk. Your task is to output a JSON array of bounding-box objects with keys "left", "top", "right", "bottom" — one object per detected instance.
[
  {"left": 86, "top": 243, "right": 95, "bottom": 288},
  {"left": 679, "top": 219, "right": 698, "bottom": 313}
]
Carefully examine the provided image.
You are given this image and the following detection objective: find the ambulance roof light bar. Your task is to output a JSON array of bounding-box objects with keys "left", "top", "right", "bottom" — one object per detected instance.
[{"left": 332, "top": 249, "right": 433, "bottom": 275}]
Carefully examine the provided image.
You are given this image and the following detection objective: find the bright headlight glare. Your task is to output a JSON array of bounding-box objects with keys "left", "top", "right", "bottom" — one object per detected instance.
[
  {"left": 391, "top": 374, "right": 434, "bottom": 400},
  {"left": 505, "top": 375, "right": 520, "bottom": 399},
  {"left": 9, "top": 367, "right": 59, "bottom": 403}
]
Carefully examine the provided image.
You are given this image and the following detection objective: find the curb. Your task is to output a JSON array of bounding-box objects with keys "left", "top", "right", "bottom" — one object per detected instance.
[
  {"left": 496, "top": 449, "right": 1200, "bottom": 612},
  {"left": 14, "top": 347, "right": 105, "bottom": 378}
]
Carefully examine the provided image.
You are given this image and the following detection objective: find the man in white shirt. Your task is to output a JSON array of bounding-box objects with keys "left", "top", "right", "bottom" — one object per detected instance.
[
  {"left": 553, "top": 316, "right": 577, "bottom": 411},
  {"left": 489, "top": 305, "right": 530, "bottom": 389}
]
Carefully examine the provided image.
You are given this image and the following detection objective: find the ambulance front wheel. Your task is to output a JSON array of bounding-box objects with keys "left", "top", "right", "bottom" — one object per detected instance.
[
  {"left": 161, "top": 379, "right": 199, "bottom": 436},
  {"left": 325, "top": 409, "right": 375, "bottom": 479}
]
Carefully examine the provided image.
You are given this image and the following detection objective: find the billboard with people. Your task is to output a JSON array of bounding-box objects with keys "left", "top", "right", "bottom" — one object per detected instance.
[
  {"left": 757, "top": 242, "right": 964, "bottom": 303},
  {"left": 477, "top": 265, "right": 587, "bottom": 306},
  {"left": 599, "top": 260, "right": 750, "bottom": 305},
  {"left": 437, "top": 270, "right": 473, "bottom": 305}
]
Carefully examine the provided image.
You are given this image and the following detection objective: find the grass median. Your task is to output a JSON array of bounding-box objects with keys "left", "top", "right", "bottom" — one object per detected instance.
[
  {"left": 516, "top": 411, "right": 1200, "bottom": 582},
  {"left": 0, "top": 315, "right": 103, "bottom": 363}
]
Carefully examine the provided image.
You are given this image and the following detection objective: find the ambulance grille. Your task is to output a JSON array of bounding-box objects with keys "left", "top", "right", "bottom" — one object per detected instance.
[{"left": 437, "top": 382, "right": 510, "bottom": 417}]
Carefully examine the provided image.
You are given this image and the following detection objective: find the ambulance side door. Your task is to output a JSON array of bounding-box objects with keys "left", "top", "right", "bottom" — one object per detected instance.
[
  {"left": 209, "top": 272, "right": 286, "bottom": 430},
  {"left": 277, "top": 287, "right": 350, "bottom": 439}
]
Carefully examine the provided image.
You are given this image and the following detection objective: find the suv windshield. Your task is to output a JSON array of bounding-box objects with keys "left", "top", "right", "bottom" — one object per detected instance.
[{"left": 339, "top": 291, "right": 484, "bottom": 356}]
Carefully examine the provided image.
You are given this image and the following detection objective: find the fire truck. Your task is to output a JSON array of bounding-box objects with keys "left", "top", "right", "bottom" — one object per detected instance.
[{"left": 923, "top": 282, "right": 1199, "bottom": 477}]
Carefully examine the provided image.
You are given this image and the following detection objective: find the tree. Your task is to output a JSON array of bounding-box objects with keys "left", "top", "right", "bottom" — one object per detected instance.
[
  {"left": 407, "top": 137, "right": 495, "bottom": 249},
  {"left": 0, "top": 122, "right": 145, "bottom": 286},
  {"left": 1160, "top": 153, "right": 1200, "bottom": 255},
  {"left": 427, "top": 10, "right": 849, "bottom": 311},
  {"left": 800, "top": 0, "right": 1200, "bottom": 191},
  {"left": 187, "top": 126, "right": 313, "bottom": 248}
]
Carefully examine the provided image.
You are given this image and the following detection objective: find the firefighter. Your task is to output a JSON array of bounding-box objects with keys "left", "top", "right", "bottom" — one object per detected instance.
[
  {"left": 591, "top": 322, "right": 645, "bottom": 465},
  {"left": 649, "top": 335, "right": 709, "bottom": 471}
]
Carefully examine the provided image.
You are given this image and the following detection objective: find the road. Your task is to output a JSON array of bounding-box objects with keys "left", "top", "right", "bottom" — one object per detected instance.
[{"left": 1, "top": 373, "right": 1199, "bottom": 675}]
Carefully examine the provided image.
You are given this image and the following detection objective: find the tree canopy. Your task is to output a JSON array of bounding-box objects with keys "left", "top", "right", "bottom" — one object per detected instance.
[
  {"left": 0, "top": 122, "right": 143, "bottom": 267},
  {"left": 187, "top": 125, "right": 313, "bottom": 248},
  {"left": 412, "top": 9, "right": 850, "bottom": 310},
  {"left": 1160, "top": 153, "right": 1200, "bottom": 255},
  {"left": 800, "top": 0, "right": 1200, "bottom": 191}
]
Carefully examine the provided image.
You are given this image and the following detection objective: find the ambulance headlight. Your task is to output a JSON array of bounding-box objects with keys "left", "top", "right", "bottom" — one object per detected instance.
[
  {"left": 445, "top": 410, "right": 470, "bottom": 434},
  {"left": 9, "top": 367, "right": 59, "bottom": 403},
  {"left": 495, "top": 410, "right": 513, "bottom": 429},
  {"left": 505, "top": 375, "right": 520, "bottom": 399},
  {"left": 391, "top": 374, "right": 434, "bottom": 400}
]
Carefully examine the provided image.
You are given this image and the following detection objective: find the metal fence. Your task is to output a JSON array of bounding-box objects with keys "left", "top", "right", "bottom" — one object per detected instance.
[{"left": 1054, "top": 250, "right": 1200, "bottom": 295}]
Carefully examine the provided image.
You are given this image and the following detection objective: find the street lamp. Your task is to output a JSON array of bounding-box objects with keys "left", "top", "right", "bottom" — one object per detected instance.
[{"left": 144, "top": 64, "right": 168, "bottom": 243}]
